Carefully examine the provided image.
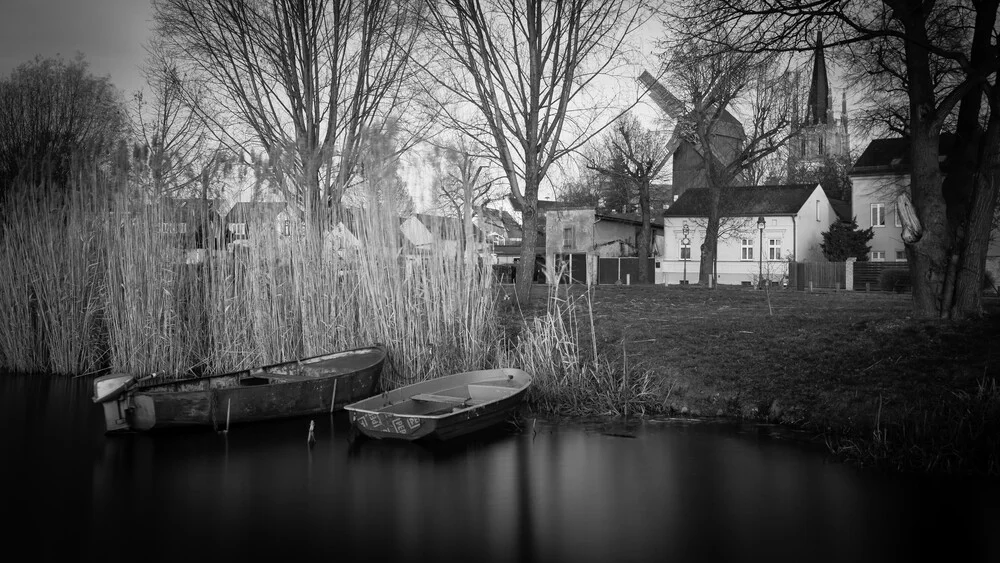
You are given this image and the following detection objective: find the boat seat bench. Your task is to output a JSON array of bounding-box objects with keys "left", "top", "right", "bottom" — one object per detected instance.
[{"left": 412, "top": 393, "right": 469, "bottom": 404}]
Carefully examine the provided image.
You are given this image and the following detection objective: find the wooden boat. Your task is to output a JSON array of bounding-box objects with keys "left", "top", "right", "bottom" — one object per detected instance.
[
  {"left": 344, "top": 368, "right": 531, "bottom": 441},
  {"left": 92, "top": 346, "right": 386, "bottom": 433}
]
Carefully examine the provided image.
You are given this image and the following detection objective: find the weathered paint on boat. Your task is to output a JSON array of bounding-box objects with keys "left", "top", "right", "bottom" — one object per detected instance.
[
  {"left": 344, "top": 368, "right": 531, "bottom": 441},
  {"left": 92, "top": 346, "right": 386, "bottom": 433}
]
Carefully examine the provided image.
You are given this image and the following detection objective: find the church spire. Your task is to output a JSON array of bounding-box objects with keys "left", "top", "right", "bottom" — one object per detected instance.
[{"left": 805, "top": 31, "right": 830, "bottom": 125}]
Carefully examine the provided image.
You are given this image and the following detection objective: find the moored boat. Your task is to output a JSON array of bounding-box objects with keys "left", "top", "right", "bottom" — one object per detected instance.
[
  {"left": 344, "top": 368, "right": 531, "bottom": 441},
  {"left": 92, "top": 346, "right": 386, "bottom": 433}
]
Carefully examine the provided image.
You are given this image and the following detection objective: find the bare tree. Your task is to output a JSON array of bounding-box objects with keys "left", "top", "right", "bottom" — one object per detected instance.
[
  {"left": 587, "top": 112, "right": 672, "bottom": 283},
  {"left": 154, "top": 0, "right": 422, "bottom": 230},
  {"left": 661, "top": 35, "right": 795, "bottom": 286},
  {"left": 131, "top": 39, "right": 214, "bottom": 197},
  {"left": 666, "top": 0, "right": 1000, "bottom": 318},
  {"left": 420, "top": 0, "right": 649, "bottom": 300},
  {"left": 430, "top": 134, "right": 503, "bottom": 257},
  {"left": 344, "top": 120, "right": 416, "bottom": 216}
]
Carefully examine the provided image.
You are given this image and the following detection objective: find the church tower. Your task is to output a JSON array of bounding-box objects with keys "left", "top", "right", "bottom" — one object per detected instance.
[{"left": 788, "top": 31, "right": 851, "bottom": 197}]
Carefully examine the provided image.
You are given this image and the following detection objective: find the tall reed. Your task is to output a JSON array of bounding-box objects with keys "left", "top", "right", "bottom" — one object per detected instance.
[
  {"left": 1, "top": 158, "right": 502, "bottom": 383},
  {"left": 2, "top": 155, "right": 645, "bottom": 421},
  {"left": 0, "top": 170, "right": 108, "bottom": 375},
  {"left": 497, "top": 283, "right": 661, "bottom": 417}
]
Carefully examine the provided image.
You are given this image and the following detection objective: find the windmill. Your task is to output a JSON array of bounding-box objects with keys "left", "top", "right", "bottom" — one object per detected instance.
[{"left": 637, "top": 70, "right": 746, "bottom": 196}]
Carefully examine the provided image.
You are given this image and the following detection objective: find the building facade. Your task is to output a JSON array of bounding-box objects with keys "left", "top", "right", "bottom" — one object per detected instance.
[{"left": 660, "top": 184, "right": 838, "bottom": 285}]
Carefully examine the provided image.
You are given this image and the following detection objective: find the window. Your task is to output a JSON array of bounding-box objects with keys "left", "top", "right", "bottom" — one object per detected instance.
[
  {"left": 894, "top": 204, "right": 902, "bottom": 227},
  {"left": 741, "top": 239, "right": 754, "bottom": 260},
  {"left": 871, "top": 250, "right": 885, "bottom": 261},
  {"left": 562, "top": 227, "right": 574, "bottom": 249},
  {"left": 871, "top": 203, "right": 885, "bottom": 227},
  {"left": 895, "top": 250, "right": 906, "bottom": 261},
  {"left": 230, "top": 223, "right": 247, "bottom": 236},
  {"left": 768, "top": 239, "right": 782, "bottom": 260},
  {"left": 283, "top": 220, "right": 290, "bottom": 236},
  {"left": 680, "top": 241, "right": 691, "bottom": 260},
  {"left": 163, "top": 222, "right": 187, "bottom": 234},
  {"left": 816, "top": 200, "right": 821, "bottom": 221}
]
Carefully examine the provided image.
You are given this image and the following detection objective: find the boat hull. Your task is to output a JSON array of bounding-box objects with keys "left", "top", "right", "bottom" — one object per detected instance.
[
  {"left": 94, "top": 346, "right": 386, "bottom": 433},
  {"left": 345, "top": 368, "right": 531, "bottom": 441}
]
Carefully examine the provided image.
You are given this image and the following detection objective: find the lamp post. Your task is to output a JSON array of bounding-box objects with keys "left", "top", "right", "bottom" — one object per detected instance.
[
  {"left": 681, "top": 222, "right": 690, "bottom": 285},
  {"left": 757, "top": 216, "right": 765, "bottom": 289}
]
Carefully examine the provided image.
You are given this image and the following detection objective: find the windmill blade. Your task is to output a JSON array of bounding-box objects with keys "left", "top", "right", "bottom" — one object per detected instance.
[{"left": 638, "top": 70, "right": 685, "bottom": 120}]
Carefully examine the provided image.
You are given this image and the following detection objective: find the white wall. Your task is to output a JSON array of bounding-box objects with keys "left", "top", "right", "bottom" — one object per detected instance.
[{"left": 794, "top": 184, "right": 840, "bottom": 261}]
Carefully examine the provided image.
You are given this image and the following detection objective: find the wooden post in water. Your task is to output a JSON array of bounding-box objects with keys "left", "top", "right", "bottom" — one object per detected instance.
[
  {"left": 329, "top": 380, "right": 338, "bottom": 414},
  {"left": 224, "top": 398, "right": 231, "bottom": 433}
]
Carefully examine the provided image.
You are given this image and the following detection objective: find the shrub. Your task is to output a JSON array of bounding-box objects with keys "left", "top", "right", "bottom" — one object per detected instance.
[{"left": 878, "top": 268, "right": 911, "bottom": 293}]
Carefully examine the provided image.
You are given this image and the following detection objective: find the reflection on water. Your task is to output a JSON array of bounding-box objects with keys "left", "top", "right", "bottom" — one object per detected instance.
[{"left": 2, "top": 374, "right": 998, "bottom": 562}]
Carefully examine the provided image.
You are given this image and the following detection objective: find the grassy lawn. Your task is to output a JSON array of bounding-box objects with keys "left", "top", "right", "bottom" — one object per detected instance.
[{"left": 504, "top": 283, "right": 1000, "bottom": 474}]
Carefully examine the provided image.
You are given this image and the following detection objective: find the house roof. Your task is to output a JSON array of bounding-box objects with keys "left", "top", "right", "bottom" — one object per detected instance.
[
  {"left": 408, "top": 213, "right": 484, "bottom": 241},
  {"left": 828, "top": 197, "right": 851, "bottom": 221},
  {"left": 596, "top": 212, "right": 665, "bottom": 229},
  {"left": 163, "top": 197, "right": 226, "bottom": 219},
  {"left": 478, "top": 207, "right": 521, "bottom": 232},
  {"left": 507, "top": 196, "right": 577, "bottom": 214},
  {"left": 227, "top": 201, "right": 291, "bottom": 221},
  {"left": 850, "top": 133, "right": 956, "bottom": 175},
  {"left": 662, "top": 184, "right": 823, "bottom": 217}
]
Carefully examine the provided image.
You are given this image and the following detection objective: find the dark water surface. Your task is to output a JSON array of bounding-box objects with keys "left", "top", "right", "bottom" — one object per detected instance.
[{"left": 2, "top": 373, "right": 997, "bottom": 562}]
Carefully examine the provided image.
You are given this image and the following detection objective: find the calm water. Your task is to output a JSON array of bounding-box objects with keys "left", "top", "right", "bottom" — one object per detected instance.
[{"left": 2, "top": 373, "right": 997, "bottom": 562}]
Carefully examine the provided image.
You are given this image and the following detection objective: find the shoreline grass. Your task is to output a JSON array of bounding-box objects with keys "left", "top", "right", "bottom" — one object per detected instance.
[{"left": 509, "top": 283, "right": 1000, "bottom": 477}]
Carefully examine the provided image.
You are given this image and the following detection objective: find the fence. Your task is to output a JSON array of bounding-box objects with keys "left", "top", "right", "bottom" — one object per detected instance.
[
  {"left": 597, "top": 257, "right": 655, "bottom": 284},
  {"left": 853, "top": 261, "right": 909, "bottom": 291},
  {"left": 789, "top": 261, "right": 846, "bottom": 290}
]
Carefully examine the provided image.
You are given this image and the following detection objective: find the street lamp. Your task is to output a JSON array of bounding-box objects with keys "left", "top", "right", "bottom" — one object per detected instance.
[
  {"left": 757, "top": 216, "right": 766, "bottom": 289},
  {"left": 681, "top": 222, "right": 690, "bottom": 285}
]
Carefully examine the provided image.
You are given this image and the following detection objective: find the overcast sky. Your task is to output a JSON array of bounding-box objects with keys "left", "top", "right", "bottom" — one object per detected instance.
[{"left": 0, "top": 0, "right": 155, "bottom": 96}]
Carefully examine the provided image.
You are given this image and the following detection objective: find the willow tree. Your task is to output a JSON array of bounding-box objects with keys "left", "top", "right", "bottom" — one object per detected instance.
[
  {"left": 667, "top": 0, "right": 1000, "bottom": 318},
  {"left": 154, "top": 0, "right": 421, "bottom": 228},
  {"left": 421, "top": 0, "right": 648, "bottom": 301}
]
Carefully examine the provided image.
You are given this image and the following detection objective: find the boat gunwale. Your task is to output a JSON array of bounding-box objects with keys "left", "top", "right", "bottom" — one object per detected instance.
[
  {"left": 344, "top": 369, "right": 531, "bottom": 421},
  {"left": 128, "top": 346, "right": 387, "bottom": 392}
]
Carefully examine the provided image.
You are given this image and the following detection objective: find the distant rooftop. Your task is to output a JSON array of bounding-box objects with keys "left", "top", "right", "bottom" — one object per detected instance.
[{"left": 662, "top": 184, "right": 823, "bottom": 217}]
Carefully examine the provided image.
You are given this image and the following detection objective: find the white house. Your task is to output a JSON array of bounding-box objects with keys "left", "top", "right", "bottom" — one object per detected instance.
[
  {"left": 399, "top": 213, "right": 483, "bottom": 256},
  {"left": 660, "top": 184, "right": 839, "bottom": 286}
]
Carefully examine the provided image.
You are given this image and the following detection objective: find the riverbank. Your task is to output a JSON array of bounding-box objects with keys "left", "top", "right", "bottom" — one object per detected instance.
[{"left": 502, "top": 284, "right": 1000, "bottom": 477}]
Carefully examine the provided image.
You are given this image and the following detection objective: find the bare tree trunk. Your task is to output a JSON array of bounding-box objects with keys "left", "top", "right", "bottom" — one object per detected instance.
[
  {"left": 515, "top": 179, "right": 540, "bottom": 302},
  {"left": 952, "top": 117, "right": 1000, "bottom": 318},
  {"left": 698, "top": 188, "right": 722, "bottom": 286},
  {"left": 908, "top": 126, "right": 951, "bottom": 317},
  {"left": 637, "top": 178, "right": 651, "bottom": 284}
]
